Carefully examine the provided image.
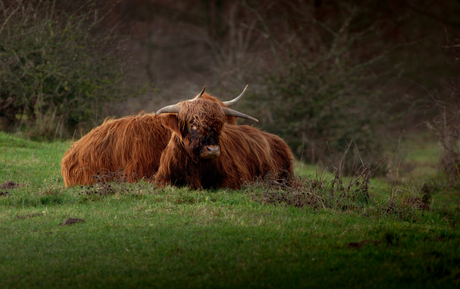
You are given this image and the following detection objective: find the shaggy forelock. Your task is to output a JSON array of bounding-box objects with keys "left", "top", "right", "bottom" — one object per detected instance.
[{"left": 178, "top": 99, "right": 225, "bottom": 132}]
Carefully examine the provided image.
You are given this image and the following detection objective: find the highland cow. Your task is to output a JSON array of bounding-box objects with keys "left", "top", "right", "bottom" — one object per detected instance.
[
  {"left": 155, "top": 87, "right": 295, "bottom": 189},
  {"left": 61, "top": 90, "right": 243, "bottom": 187}
]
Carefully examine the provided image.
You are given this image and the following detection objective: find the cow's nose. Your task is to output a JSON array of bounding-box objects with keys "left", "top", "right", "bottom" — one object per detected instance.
[
  {"left": 201, "top": 145, "right": 220, "bottom": 159},
  {"left": 207, "top": 146, "right": 219, "bottom": 154}
]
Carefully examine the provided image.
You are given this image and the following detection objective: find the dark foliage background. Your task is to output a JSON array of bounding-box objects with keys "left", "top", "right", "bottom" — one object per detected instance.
[{"left": 1, "top": 0, "right": 459, "bottom": 172}]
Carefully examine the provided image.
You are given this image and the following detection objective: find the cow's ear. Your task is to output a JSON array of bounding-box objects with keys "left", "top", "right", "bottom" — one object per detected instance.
[{"left": 161, "top": 114, "right": 182, "bottom": 139}]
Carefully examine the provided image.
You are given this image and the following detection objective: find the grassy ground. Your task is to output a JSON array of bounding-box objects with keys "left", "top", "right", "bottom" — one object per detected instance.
[{"left": 0, "top": 131, "right": 459, "bottom": 288}]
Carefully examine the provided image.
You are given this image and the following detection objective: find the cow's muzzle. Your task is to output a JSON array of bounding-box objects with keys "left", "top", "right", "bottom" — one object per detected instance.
[{"left": 200, "top": 145, "right": 220, "bottom": 159}]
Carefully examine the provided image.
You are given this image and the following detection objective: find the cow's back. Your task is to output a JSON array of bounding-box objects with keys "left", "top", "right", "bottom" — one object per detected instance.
[
  {"left": 235, "top": 125, "right": 294, "bottom": 180},
  {"left": 61, "top": 113, "right": 170, "bottom": 187},
  {"left": 218, "top": 124, "right": 286, "bottom": 187}
]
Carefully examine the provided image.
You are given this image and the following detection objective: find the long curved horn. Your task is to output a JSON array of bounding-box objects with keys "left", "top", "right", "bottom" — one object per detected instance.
[
  {"left": 222, "top": 107, "right": 258, "bottom": 122},
  {"left": 222, "top": 85, "right": 248, "bottom": 107},
  {"left": 189, "top": 86, "right": 206, "bottom": 101},
  {"left": 156, "top": 86, "right": 205, "bottom": 115},
  {"left": 156, "top": 104, "right": 180, "bottom": 116}
]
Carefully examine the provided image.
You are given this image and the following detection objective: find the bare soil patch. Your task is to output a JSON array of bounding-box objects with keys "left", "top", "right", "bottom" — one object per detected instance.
[
  {"left": 1, "top": 181, "right": 20, "bottom": 189},
  {"left": 59, "top": 218, "right": 85, "bottom": 226},
  {"left": 347, "top": 240, "right": 382, "bottom": 249}
]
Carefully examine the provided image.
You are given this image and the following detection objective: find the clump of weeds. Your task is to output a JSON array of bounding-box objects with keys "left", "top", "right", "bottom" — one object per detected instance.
[{"left": 245, "top": 140, "right": 427, "bottom": 221}]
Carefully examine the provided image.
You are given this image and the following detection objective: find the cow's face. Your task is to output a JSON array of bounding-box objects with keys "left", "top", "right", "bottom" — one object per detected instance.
[
  {"left": 161, "top": 99, "right": 225, "bottom": 160},
  {"left": 157, "top": 86, "right": 257, "bottom": 159}
]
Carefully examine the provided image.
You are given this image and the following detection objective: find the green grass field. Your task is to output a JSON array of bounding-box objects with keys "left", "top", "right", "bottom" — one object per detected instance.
[{"left": 0, "top": 131, "right": 459, "bottom": 288}]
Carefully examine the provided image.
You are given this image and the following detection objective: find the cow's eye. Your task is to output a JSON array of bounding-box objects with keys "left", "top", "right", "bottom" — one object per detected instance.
[{"left": 190, "top": 124, "right": 197, "bottom": 131}]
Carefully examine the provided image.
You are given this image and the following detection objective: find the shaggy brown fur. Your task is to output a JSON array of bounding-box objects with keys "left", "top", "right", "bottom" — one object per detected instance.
[
  {"left": 155, "top": 99, "right": 294, "bottom": 189},
  {"left": 61, "top": 93, "right": 236, "bottom": 187}
]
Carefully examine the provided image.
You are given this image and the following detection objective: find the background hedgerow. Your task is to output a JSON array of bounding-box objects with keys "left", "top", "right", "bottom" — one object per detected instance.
[{"left": 240, "top": 3, "right": 393, "bottom": 171}]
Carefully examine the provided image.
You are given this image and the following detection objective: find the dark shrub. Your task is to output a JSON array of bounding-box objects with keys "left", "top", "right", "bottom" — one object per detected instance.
[{"left": 0, "top": 0, "right": 134, "bottom": 139}]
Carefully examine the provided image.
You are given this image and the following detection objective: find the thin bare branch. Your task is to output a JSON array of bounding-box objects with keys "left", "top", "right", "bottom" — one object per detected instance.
[
  {"left": 0, "top": 3, "right": 20, "bottom": 35},
  {"left": 294, "top": 1, "right": 337, "bottom": 37},
  {"left": 326, "top": 7, "right": 355, "bottom": 60},
  {"left": 241, "top": 0, "right": 285, "bottom": 68},
  {"left": 349, "top": 38, "right": 420, "bottom": 75}
]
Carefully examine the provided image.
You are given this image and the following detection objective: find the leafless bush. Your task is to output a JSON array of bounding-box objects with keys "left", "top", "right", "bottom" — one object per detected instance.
[
  {"left": 426, "top": 37, "right": 460, "bottom": 185},
  {"left": 329, "top": 141, "right": 389, "bottom": 209}
]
